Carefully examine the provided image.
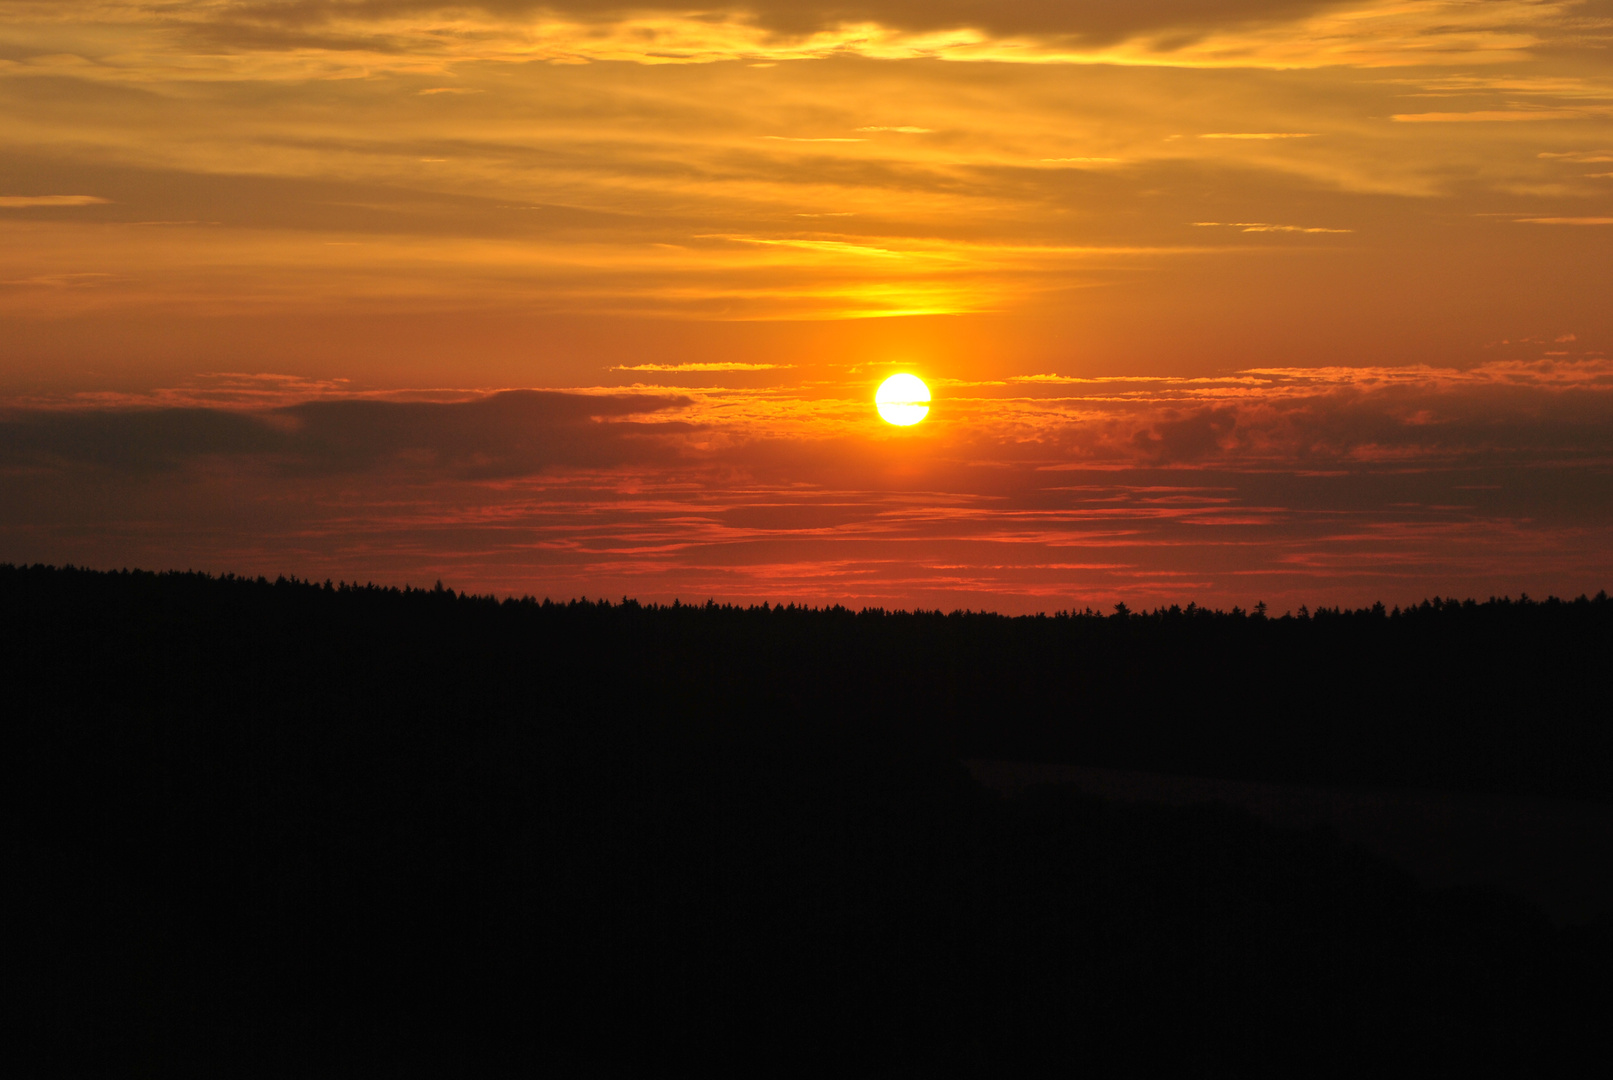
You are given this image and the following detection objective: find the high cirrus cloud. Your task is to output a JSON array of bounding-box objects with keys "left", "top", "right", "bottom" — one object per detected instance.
[
  {"left": 10, "top": 1, "right": 1597, "bottom": 80},
  {"left": 223, "top": 1, "right": 1346, "bottom": 41}
]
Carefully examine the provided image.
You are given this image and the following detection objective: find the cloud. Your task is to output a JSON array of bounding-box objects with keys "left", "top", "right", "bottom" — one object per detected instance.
[
  {"left": 1192, "top": 222, "right": 1351, "bottom": 233},
  {"left": 0, "top": 272, "right": 113, "bottom": 288},
  {"left": 23, "top": 0, "right": 1573, "bottom": 72},
  {"left": 0, "top": 195, "right": 109, "bottom": 207},
  {"left": 1199, "top": 132, "right": 1317, "bottom": 139},
  {"left": 1011, "top": 374, "right": 1198, "bottom": 384},
  {"left": 1131, "top": 407, "right": 1238, "bottom": 463},
  {"left": 0, "top": 390, "right": 692, "bottom": 477},
  {"left": 22, "top": 361, "right": 1609, "bottom": 488},
  {"left": 1393, "top": 109, "right": 1613, "bottom": 122},
  {"left": 856, "top": 126, "right": 934, "bottom": 133},
  {"left": 1400, "top": 75, "right": 1613, "bottom": 100},
  {"left": 1515, "top": 217, "right": 1613, "bottom": 225},
  {"left": 180, "top": 1, "right": 1350, "bottom": 45},
  {"left": 5, "top": 363, "right": 1613, "bottom": 611},
  {"left": 0, "top": 407, "right": 286, "bottom": 473},
  {"left": 612, "top": 363, "right": 794, "bottom": 372}
]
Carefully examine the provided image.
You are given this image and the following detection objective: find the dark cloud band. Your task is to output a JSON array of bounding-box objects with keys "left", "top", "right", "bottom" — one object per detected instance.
[{"left": 0, "top": 390, "right": 692, "bottom": 477}]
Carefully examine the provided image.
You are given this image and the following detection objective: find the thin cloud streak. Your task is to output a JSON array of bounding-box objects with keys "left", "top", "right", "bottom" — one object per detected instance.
[
  {"left": 1192, "top": 222, "right": 1352, "bottom": 233},
  {"left": 0, "top": 195, "right": 109, "bottom": 207},
  {"left": 612, "top": 363, "right": 795, "bottom": 372},
  {"left": 1393, "top": 109, "right": 1613, "bottom": 122}
]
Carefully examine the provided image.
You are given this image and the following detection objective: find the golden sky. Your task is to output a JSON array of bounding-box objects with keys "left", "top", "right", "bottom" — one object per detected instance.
[{"left": 3, "top": 1, "right": 1612, "bottom": 610}]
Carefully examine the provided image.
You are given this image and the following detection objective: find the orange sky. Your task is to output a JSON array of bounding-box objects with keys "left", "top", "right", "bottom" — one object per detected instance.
[{"left": 3, "top": 1, "right": 1612, "bottom": 611}]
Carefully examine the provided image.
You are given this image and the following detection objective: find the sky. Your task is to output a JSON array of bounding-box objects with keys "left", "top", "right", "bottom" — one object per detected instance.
[{"left": 3, "top": 0, "right": 1612, "bottom": 612}]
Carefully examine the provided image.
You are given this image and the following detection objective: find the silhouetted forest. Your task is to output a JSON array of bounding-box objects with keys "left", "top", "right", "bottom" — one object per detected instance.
[{"left": 6, "top": 564, "right": 1610, "bottom": 1074}]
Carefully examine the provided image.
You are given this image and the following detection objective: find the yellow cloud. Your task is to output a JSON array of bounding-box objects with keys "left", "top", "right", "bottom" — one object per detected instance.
[
  {"left": 1192, "top": 222, "right": 1352, "bottom": 234},
  {"left": 0, "top": 195, "right": 109, "bottom": 207},
  {"left": 0, "top": 1, "right": 1593, "bottom": 79},
  {"left": 1394, "top": 109, "right": 1613, "bottom": 122},
  {"left": 612, "top": 363, "right": 795, "bottom": 371}
]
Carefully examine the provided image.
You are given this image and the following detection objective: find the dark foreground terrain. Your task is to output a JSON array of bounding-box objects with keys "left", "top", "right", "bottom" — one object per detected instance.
[{"left": 5, "top": 565, "right": 1611, "bottom": 1074}]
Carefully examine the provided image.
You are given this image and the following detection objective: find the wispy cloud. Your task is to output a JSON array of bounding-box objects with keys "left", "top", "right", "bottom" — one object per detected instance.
[
  {"left": 1515, "top": 217, "right": 1613, "bottom": 225},
  {"left": 0, "top": 195, "right": 109, "bottom": 207},
  {"left": 2, "top": 0, "right": 1592, "bottom": 76},
  {"left": 1008, "top": 359, "right": 1613, "bottom": 397},
  {"left": 0, "top": 272, "right": 113, "bottom": 288},
  {"left": 1393, "top": 109, "right": 1613, "bottom": 122},
  {"left": 1397, "top": 75, "right": 1613, "bottom": 100},
  {"left": 1199, "top": 133, "right": 1317, "bottom": 139},
  {"left": 856, "top": 126, "right": 933, "bottom": 133},
  {"left": 1014, "top": 374, "right": 1181, "bottom": 384},
  {"left": 612, "top": 363, "right": 795, "bottom": 372},
  {"left": 1192, "top": 222, "right": 1352, "bottom": 233}
]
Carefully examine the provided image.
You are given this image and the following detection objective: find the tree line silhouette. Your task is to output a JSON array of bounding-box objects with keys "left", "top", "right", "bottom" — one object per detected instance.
[{"left": 5, "top": 564, "right": 1609, "bottom": 1073}]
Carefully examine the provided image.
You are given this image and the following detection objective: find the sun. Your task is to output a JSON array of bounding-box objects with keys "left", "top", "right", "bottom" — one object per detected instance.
[{"left": 875, "top": 373, "right": 930, "bottom": 426}]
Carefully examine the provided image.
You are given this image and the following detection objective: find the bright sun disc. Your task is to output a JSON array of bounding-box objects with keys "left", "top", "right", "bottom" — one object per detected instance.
[{"left": 876, "top": 373, "right": 930, "bottom": 426}]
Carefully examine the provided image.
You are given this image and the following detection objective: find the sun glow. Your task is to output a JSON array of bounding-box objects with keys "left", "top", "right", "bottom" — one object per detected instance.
[{"left": 876, "top": 373, "right": 931, "bottom": 426}]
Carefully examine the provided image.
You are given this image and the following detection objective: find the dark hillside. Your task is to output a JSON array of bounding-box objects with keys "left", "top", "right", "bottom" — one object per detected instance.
[
  {"left": 4, "top": 565, "right": 1610, "bottom": 1073},
  {"left": 7, "top": 563, "right": 1609, "bottom": 799}
]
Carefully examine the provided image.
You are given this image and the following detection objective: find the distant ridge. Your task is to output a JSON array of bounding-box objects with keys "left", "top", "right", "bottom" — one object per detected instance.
[
  {"left": 4, "top": 559, "right": 1605, "bottom": 620},
  {"left": 6, "top": 562, "right": 1611, "bottom": 801}
]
